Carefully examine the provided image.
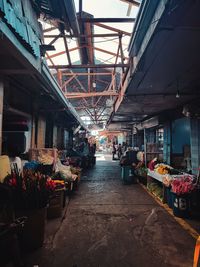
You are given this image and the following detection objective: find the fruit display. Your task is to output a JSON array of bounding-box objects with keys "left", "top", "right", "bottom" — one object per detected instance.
[{"left": 154, "top": 163, "right": 172, "bottom": 175}]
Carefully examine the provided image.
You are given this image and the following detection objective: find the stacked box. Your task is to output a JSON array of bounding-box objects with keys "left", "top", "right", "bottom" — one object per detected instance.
[{"left": 29, "top": 148, "right": 58, "bottom": 162}]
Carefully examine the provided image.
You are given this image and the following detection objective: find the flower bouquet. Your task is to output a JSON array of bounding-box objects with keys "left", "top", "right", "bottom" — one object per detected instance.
[
  {"left": 4, "top": 170, "right": 56, "bottom": 210},
  {"left": 171, "top": 175, "right": 195, "bottom": 218},
  {"left": 171, "top": 175, "right": 195, "bottom": 196},
  {"left": 4, "top": 170, "right": 56, "bottom": 249}
]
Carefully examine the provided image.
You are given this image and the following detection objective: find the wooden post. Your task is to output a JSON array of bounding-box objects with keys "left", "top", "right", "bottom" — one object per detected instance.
[
  {"left": 31, "top": 115, "right": 36, "bottom": 149},
  {"left": 0, "top": 80, "right": 4, "bottom": 155}
]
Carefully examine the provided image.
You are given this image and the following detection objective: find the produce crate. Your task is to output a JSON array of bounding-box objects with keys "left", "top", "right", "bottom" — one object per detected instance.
[
  {"left": 29, "top": 148, "right": 58, "bottom": 162},
  {"left": 47, "top": 188, "right": 65, "bottom": 219},
  {"left": 171, "top": 193, "right": 190, "bottom": 218}
]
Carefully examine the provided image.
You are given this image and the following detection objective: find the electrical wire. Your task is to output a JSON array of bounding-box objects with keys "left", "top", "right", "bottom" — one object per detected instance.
[
  {"left": 70, "top": 36, "right": 121, "bottom": 44},
  {"left": 92, "top": 36, "right": 124, "bottom": 44}
]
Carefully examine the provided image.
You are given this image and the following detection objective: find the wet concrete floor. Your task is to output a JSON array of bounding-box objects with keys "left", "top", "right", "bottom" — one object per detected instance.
[{"left": 23, "top": 153, "right": 197, "bottom": 267}]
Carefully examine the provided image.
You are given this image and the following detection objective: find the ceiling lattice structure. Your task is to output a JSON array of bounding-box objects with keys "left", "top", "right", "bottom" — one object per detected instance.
[{"left": 40, "top": 0, "right": 140, "bottom": 129}]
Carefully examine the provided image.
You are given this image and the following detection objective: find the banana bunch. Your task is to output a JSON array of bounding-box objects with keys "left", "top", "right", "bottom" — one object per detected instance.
[{"left": 38, "top": 154, "right": 54, "bottom": 165}]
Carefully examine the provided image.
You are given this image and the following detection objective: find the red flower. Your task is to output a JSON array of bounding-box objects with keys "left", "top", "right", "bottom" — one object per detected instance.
[
  {"left": 9, "top": 178, "right": 17, "bottom": 187},
  {"left": 46, "top": 179, "right": 56, "bottom": 191},
  {"left": 171, "top": 175, "right": 195, "bottom": 195}
]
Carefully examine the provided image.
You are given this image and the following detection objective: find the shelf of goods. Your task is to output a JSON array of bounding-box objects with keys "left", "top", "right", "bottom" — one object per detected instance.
[
  {"left": 146, "top": 143, "right": 163, "bottom": 161},
  {"left": 29, "top": 148, "right": 57, "bottom": 163},
  {"left": 147, "top": 169, "right": 191, "bottom": 182},
  {"left": 147, "top": 165, "right": 197, "bottom": 218}
]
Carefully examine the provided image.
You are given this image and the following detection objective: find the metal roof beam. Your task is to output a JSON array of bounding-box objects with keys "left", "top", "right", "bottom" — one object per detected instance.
[
  {"left": 95, "top": 23, "right": 132, "bottom": 36},
  {"left": 62, "top": 72, "right": 112, "bottom": 76},
  {"left": 65, "top": 91, "right": 118, "bottom": 99},
  {"left": 63, "top": 35, "right": 72, "bottom": 65},
  {"left": 94, "top": 46, "right": 129, "bottom": 60},
  {"left": 44, "top": 33, "right": 121, "bottom": 38},
  {"left": 120, "top": 0, "right": 140, "bottom": 7},
  {"left": 46, "top": 46, "right": 82, "bottom": 59},
  {"left": 43, "top": 27, "right": 57, "bottom": 33},
  {"left": 49, "top": 63, "right": 129, "bottom": 69},
  {"left": 81, "top": 18, "right": 135, "bottom": 23},
  {"left": 48, "top": 34, "right": 61, "bottom": 46}
]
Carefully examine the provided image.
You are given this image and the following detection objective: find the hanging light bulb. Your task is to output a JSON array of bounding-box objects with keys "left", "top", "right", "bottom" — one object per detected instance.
[
  {"left": 175, "top": 78, "right": 180, "bottom": 98},
  {"left": 176, "top": 90, "right": 180, "bottom": 98},
  {"left": 92, "top": 81, "right": 96, "bottom": 88}
]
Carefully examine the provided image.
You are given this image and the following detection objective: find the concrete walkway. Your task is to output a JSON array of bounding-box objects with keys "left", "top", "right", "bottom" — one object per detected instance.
[{"left": 24, "top": 153, "right": 196, "bottom": 267}]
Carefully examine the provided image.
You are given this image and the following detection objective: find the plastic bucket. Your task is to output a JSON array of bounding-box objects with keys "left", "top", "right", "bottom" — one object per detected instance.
[
  {"left": 121, "top": 166, "right": 136, "bottom": 184},
  {"left": 171, "top": 193, "right": 190, "bottom": 218}
]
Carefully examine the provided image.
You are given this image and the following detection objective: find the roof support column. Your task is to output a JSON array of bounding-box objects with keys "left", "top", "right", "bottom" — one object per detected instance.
[
  {"left": 63, "top": 36, "right": 72, "bottom": 66},
  {"left": 0, "top": 80, "right": 4, "bottom": 155},
  {"left": 119, "top": 34, "right": 125, "bottom": 73},
  {"left": 79, "top": 0, "right": 82, "bottom": 14}
]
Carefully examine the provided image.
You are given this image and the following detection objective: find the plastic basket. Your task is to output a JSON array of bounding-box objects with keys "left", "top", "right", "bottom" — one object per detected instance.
[{"left": 171, "top": 193, "right": 190, "bottom": 218}]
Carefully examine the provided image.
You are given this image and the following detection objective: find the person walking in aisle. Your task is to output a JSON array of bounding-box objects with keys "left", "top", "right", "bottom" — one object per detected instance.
[
  {"left": 112, "top": 142, "right": 117, "bottom": 160},
  {"left": 117, "top": 143, "right": 123, "bottom": 159}
]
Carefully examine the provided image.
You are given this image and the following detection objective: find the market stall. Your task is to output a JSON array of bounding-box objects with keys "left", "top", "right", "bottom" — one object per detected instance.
[
  {"left": 0, "top": 150, "right": 83, "bottom": 251},
  {"left": 27, "top": 148, "right": 81, "bottom": 192},
  {"left": 147, "top": 160, "right": 198, "bottom": 218}
]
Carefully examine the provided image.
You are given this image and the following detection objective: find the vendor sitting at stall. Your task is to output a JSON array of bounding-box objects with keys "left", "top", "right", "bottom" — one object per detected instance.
[
  {"left": 120, "top": 147, "right": 142, "bottom": 179},
  {"left": 120, "top": 147, "right": 139, "bottom": 167},
  {"left": 80, "top": 138, "right": 90, "bottom": 168}
]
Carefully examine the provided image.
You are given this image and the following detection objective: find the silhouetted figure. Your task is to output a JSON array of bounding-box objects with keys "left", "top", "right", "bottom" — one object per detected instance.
[
  {"left": 112, "top": 142, "right": 117, "bottom": 160},
  {"left": 117, "top": 144, "right": 123, "bottom": 159}
]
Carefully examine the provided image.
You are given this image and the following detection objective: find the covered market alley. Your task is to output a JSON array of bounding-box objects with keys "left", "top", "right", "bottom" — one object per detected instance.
[
  {"left": 18, "top": 154, "right": 196, "bottom": 267},
  {"left": 0, "top": 0, "right": 200, "bottom": 267}
]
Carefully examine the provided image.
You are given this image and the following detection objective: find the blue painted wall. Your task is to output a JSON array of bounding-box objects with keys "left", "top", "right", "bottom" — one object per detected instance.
[
  {"left": 172, "top": 117, "right": 190, "bottom": 154},
  {"left": 190, "top": 119, "right": 200, "bottom": 175},
  {"left": 163, "top": 122, "right": 171, "bottom": 164}
]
